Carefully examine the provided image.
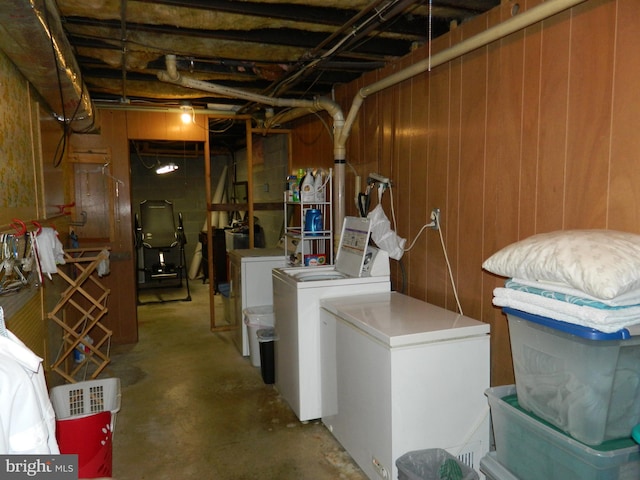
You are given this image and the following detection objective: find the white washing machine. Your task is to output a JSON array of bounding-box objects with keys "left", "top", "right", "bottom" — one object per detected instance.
[
  {"left": 228, "top": 248, "right": 287, "bottom": 356},
  {"left": 272, "top": 217, "right": 391, "bottom": 422}
]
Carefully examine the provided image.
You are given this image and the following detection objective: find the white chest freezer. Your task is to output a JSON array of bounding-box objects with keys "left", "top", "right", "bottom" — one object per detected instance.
[{"left": 320, "top": 292, "right": 490, "bottom": 480}]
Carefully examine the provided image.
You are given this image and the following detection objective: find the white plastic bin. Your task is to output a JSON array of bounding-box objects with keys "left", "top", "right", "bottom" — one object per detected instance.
[{"left": 243, "top": 305, "right": 275, "bottom": 367}]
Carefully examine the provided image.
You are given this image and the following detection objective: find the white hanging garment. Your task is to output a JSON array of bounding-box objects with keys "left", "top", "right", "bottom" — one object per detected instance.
[
  {"left": 97, "top": 248, "right": 110, "bottom": 277},
  {"left": 33, "top": 227, "right": 65, "bottom": 280},
  {"left": 0, "top": 308, "right": 59, "bottom": 454},
  {"left": 367, "top": 186, "right": 406, "bottom": 260}
]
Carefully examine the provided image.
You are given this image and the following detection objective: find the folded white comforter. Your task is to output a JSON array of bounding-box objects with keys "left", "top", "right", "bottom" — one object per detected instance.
[{"left": 493, "top": 287, "right": 640, "bottom": 333}]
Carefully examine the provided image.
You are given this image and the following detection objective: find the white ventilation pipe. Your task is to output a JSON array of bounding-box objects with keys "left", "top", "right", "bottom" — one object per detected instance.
[
  {"left": 161, "top": 56, "right": 338, "bottom": 115},
  {"left": 159, "top": 54, "right": 347, "bottom": 236},
  {"left": 338, "top": 0, "right": 589, "bottom": 147},
  {"left": 262, "top": 106, "right": 347, "bottom": 237}
]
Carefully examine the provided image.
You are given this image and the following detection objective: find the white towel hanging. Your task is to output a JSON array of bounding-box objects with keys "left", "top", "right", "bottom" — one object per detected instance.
[{"left": 33, "top": 227, "right": 65, "bottom": 280}]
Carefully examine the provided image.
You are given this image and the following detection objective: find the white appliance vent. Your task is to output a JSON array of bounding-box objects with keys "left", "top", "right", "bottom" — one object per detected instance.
[
  {"left": 451, "top": 440, "right": 484, "bottom": 471},
  {"left": 457, "top": 450, "right": 474, "bottom": 469}
]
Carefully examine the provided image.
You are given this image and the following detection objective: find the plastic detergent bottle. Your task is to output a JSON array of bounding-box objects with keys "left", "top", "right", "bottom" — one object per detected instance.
[
  {"left": 73, "top": 335, "right": 93, "bottom": 363},
  {"left": 286, "top": 174, "right": 298, "bottom": 202},
  {"left": 314, "top": 169, "right": 325, "bottom": 202},
  {"left": 299, "top": 168, "right": 315, "bottom": 203}
]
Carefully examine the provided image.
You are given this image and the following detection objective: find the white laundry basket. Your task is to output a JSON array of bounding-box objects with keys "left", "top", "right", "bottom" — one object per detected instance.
[
  {"left": 50, "top": 378, "right": 121, "bottom": 479},
  {"left": 243, "top": 306, "right": 275, "bottom": 367},
  {"left": 50, "top": 378, "right": 121, "bottom": 430}
]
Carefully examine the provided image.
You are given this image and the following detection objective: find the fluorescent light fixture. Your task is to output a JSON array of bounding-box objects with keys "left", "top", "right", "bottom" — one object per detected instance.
[
  {"left": 156, "top": 162, "right": 179, "bottom": 175},
  {"left": 206, "top": 103, "right": 241, "bottom": 112}
]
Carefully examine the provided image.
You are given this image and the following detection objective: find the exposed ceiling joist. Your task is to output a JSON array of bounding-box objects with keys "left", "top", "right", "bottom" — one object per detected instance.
[
  {"left": 0, "top": 0, "right": 500, "bottom": 141},
  {"left": 54, "top": 0, "right": 498, "bottom": 105}
]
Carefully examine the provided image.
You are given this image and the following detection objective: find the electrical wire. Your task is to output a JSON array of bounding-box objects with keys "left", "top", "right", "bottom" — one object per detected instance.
[
  {"left": 388, "top": 185, "right": 398, "bottom": 232},
  {"left": 270, "top": 0, "right": 406, "bottom": 96},
  {"left": 208, "top": 118, "right": 236, "bottom": 133},
  {"left": 402, "top": 215, "right": 464, "bottom": 315},
  {"left": 387, "top": 185, "right": 464, "bottom": 315},
  {"left": 310, "top": 110, "right": 334, "bottom": 141},
  {"left": 403, "top": 222, "right": 434, "bottom": 251},
  {"left": 129, "top": 140, "right": 157, "bottom": 170},
  {"left": 435, "top": 217, "right": 464, "bottom": 316}
]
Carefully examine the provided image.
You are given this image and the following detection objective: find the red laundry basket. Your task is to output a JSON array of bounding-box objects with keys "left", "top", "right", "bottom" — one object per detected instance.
[
  {"left": 56, "top": 410, "right": 113, "bottom": 478},
  {"left": 50, "top": 378, "right": 121, "bottom": 479}
]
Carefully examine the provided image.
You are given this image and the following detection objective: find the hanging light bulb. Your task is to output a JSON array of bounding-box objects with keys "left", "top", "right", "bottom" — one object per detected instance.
[{"left": 180, "top": 104, "right": 194, "bottom": 124}]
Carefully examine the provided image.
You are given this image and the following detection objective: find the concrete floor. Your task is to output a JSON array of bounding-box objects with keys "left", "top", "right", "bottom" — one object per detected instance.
[{"left": 106, "top": 282, "right": 368, "bottom": 480}]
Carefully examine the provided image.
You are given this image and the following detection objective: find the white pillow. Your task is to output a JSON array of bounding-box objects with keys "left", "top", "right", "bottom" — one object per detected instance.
[{"left": 482, "top": 230, "right": 640, "bottom": 300}]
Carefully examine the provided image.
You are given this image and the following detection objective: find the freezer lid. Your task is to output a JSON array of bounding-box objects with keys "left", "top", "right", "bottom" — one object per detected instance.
[
  {"left": 334, "top": 216, "right": 373, "bottom": 277},
  {"left": 321, "top": 292, "right": 490, "bottom": 347}
]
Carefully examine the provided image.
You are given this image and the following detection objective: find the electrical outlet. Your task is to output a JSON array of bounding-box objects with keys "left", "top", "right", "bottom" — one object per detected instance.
[
  {"left": 430, "top": 208, "right": 440, "bottom": 230},
  {"left": 372, "top": 457, "right": 389, "bottom": 479}
]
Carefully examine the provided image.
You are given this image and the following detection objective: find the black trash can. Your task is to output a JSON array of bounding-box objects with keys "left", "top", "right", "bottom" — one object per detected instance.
[{"left": 257, "top": 328, "right": 277, "bottom": 384}]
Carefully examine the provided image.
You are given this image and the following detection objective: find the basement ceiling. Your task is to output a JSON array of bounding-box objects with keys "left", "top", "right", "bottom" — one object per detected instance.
[{"left": 56, "top": 0, "right": 498, "bottom": 111}]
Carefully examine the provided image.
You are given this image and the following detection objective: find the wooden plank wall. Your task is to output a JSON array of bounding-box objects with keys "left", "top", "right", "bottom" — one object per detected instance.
[
  {"left": 291, "top": 0, "right": 638, "bottom": 385},
  {"left": 69, "top": 110, "right": 209, "bottom": 344},
  {"left": 70, "top": 111, "right": 137, "bottom": 344}
]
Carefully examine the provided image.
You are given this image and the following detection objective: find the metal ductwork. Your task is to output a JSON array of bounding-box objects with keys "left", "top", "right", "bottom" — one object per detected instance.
[{"left": 0, "top": 0, "right": 98, "bottom": 132}]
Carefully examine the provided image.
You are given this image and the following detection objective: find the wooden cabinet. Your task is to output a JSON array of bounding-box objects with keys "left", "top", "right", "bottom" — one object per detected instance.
[{"left": 69, "top": 148, "right": 118, "bottom": 242}]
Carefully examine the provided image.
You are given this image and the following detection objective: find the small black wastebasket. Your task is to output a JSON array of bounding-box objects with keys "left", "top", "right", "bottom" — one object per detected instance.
[{"left": 257, "top": 328, "right": 277, "bottom": 384}]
